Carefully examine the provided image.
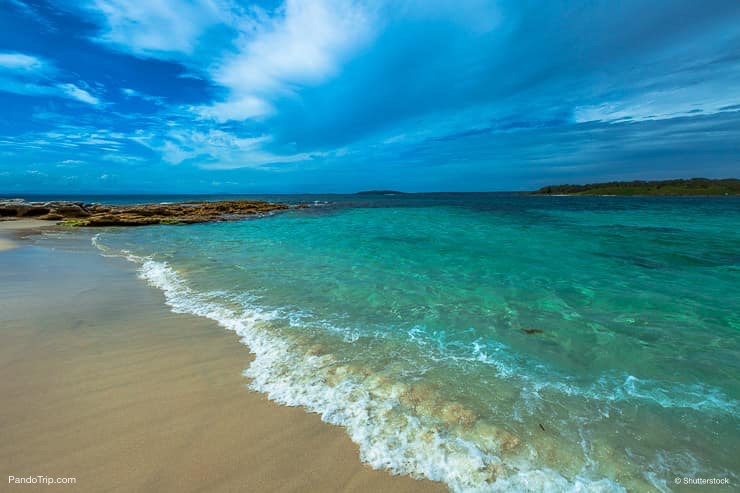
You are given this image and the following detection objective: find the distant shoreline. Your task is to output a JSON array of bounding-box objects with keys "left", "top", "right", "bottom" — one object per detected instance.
[
  {"left": 3, "top": 178, "right": 740, "bottom": 203},
  {"left": 530, "top": 178, "right": 739, "bottom": 196}
]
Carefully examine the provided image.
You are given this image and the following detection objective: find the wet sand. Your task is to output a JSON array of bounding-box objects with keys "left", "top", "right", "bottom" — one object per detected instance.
[
  {"left": 0, "top": 219, "right": 56, "bottom": 250},
  {"left": 0, "top": 237, "right": 16, "bottom": 251},
  {"left": 0, "top": 227, "right": 445, "bottom": 492}
]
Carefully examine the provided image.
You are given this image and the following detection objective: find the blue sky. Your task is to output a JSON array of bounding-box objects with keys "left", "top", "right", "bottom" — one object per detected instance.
[{"left": 0, "top": 0, "right": 738, "bottom": 193}]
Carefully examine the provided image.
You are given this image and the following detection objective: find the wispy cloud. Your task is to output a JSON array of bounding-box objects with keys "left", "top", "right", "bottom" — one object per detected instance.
[
  {"left": 0, "top": 51, "right": 102, "bottom": 106},
  {"left": 59, "top": 83, "right": 100, "bottom": 105},
  {"left": 6, "top": 0, "right": 57, "bottom": 31},
  {"left": 121, "top": 87, "right": 165, "bottom": 105},
  {"left": 0, "top": 52, "right": 48, "bottom": 72},
  {"left": 198, "top": 0, "right": 377, "bottom": 122},
  {"left": 134, "top": 127, "right": 315, "bottom": 168},
  {"left": 0, "top": 126, "right": 128, "bottom": 151},
  {"left": 83, "top": 1, "right": 380, "bottom": 122},
  {"left": 83, "top": 0, "right": 236, "bottom": 58},
  {"left": 76, "top": 0, "right": 381, "bottom": 162}
]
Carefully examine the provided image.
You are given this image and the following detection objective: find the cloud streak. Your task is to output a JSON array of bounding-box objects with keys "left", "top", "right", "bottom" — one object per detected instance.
[
  {"left": 0, "top": 51, "right": 102, "bottom": 106},
  {"left": 83, "top": 0, "right": 235, "bottom": 58},
  {"left": 0, "top": 52, "right": 48, "bottom": 72}
]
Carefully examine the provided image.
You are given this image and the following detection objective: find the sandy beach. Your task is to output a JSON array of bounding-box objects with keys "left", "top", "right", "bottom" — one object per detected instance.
[{"left": 0, "top": 224, "right": 444, "bottom": 492}]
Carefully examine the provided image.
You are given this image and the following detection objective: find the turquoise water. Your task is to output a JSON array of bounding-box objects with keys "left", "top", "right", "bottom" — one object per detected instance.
[{"left": 93, "top": 195, "right": 739, "bottom": 492}]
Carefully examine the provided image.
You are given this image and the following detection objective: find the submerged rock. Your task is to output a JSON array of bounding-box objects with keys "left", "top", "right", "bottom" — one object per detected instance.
[
  {"left": 0, "top": 198, "right": 292, "bottom": 226},
  {"left": 521, "top": 328, "right": 544, "bottom": 335}
]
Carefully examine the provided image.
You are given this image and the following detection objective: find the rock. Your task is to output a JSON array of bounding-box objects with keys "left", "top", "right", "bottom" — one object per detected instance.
[
  {"left": 0, "top": 199, "right": 49, "bottom": 217},
  {"left": 0, "top": 202, "right": 21, "bottom": 216},
  {"left": 44, "top": 202, "right": 90, "bottom": 218},
  {"left": 0, "top": 199, "right": 292, "bottom": 226},
  {"left": 38, "top": 213, "right": 64, "bottom": 221}
]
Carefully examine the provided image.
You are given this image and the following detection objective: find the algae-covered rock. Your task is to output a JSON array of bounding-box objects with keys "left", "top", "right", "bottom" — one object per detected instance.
[{"left": 0, "top": 198, "right": 292, "bottom": 227}]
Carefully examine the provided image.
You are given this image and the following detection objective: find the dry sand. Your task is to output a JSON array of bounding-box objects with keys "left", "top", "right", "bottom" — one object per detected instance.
[{"left": 0, "top": 228, "right": 445, "bottom": 492}]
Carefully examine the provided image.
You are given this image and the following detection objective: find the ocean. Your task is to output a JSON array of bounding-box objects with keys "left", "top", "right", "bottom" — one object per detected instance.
[{"left": 84, "top": 193, "right": 738, "bottom": 492}]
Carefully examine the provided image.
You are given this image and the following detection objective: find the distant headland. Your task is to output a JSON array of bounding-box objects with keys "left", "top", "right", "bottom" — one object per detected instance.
[{"left": 531, "top": 178, "right": 740, "bottom": 196}]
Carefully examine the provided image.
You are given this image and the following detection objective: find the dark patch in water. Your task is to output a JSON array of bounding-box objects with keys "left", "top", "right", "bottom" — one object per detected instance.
[
  {"left": 612, "top": 224, "right": 685, "bottom": 234},
  {"left": 667, "top": 252, "right": 740, "bottom": 268},
  {"left": 594, "top": 252, "right": 667, "bottom": 269},
  {"left": 374, "top": 235, "right": 427, "bottom": 245},
  {"left": 522, "top": 328, "right": 544, "bottom": 335}
]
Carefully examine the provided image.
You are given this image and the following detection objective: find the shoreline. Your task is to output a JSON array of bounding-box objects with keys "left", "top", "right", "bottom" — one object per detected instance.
[{"left": 0, "top": 226, "right": 444, "bottom": 492}]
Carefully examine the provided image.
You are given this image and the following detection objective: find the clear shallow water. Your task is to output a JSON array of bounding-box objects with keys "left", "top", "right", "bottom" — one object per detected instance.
[{"left": 92, "top": 195, "right": 740, "bottom": 492}]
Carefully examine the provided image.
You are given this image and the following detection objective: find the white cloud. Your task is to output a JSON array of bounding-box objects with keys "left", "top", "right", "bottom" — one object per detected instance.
[
  {"left": 0, "top": 79, "right": 56, "bottom": 98},
  {"left": 0, "top": 52, "right": 47, "bottom": 72},
  {"left": 59, "top": 159, "right": 84, "bottom": 166},
  {"left": 195, "top": 95, "right": 272, "bottom": 122},
  {"left": 82, "top": 1, "right": 379, "bottom": 121},
  {"left": 101, "top": 153, "right": 145, "bottom": 163},
  {"left": 222, "top": 1, "right": 374, "bottom": 90},
  {"left": 59, "top": 83, "right": 100, "bottom": 105},
  {"left": 0, "top": 51, "right": 101, "bottom": 105},
  {"left": 121, "top": 87, "right": 165, "bottom": 105},
  {"left": 199, "top": 149, "right": 314, "bottom": 169},
  {"left": 59, "top": 1, "right": 503, "bottom": 168},
  {"left": 84, "top": 0, "right": 234, "bottom": 57},
  {"left": 134, "top": 126, "right": 313, "bottom": 168},
  {"left": 573, "top": 55, "right": 740, "bottom": 124},
  {"left": 71, "top": 0, "right": 382, "bottom": 166},
  {"left": 0, "top": 126, "right": 127, "bottom": 152},
  {"left": 574, "top": 82, "right": 740, "bottom": 124},
  {"left": 197, "top": 0, "right": 377, "bottom": 121},
  {"left": 0, "top": 78, "right": 101, "bottom": 106}
]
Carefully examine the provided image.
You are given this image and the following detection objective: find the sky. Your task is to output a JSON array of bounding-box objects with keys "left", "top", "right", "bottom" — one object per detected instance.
[{"left": 0, "top": 0, "right": 738, "bottom": 193}]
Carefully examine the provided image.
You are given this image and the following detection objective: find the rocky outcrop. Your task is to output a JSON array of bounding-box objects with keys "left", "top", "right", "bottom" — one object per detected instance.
[
  {"left": 0, "top": 198, "right": 293, "bottom": 226},
  {"left": 0, "top": 198, "right": 55, "bottom": 217}
]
